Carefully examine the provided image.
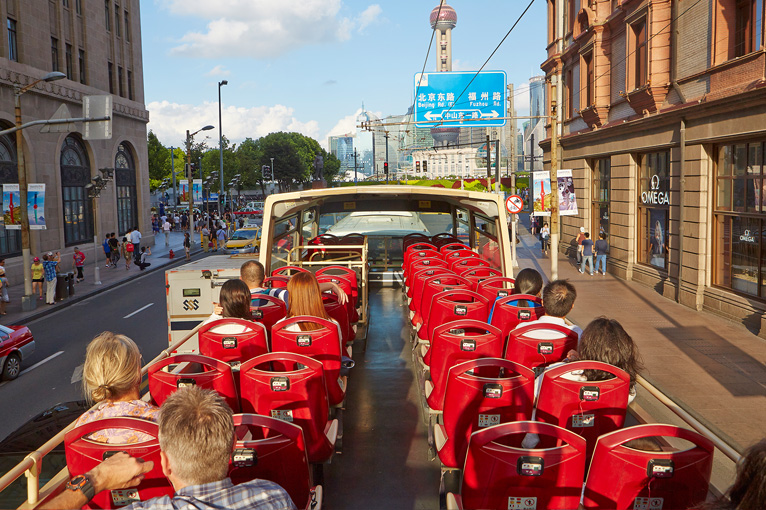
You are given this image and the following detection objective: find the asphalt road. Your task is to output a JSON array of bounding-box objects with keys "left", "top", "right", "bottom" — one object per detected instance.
[{"left": 0, "top": 268, "right": 171, "bottom": 442}]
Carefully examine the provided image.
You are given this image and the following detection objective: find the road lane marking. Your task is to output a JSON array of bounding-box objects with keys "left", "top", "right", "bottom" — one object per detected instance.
[
  {"left": 71, "top": 364, "right": 83, "bottom": 384},
  {"left": 124, "top": 303, "right": 154, "bottom": 319},
  {"left": 19, "top": 351, "right": 64, "bottom": 377}
]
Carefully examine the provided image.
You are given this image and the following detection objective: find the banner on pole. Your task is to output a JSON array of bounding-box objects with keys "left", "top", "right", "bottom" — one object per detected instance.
[
  {"left": 192, "top": 179, "right": 202, "bottom": 203},
  {"left": 179, "top": 179, "right": 189, "bottom": 205},
  {"left": 2, "top": 184, "right": 21, "bottom": 229},
  {"left": 557, "top": 169, "right": 578, "bottom": 216},
  {"left": 532, "top": 171, "right": 552, "bottom": 216},
  {"left": 28, "top": 184, "right": 46, "bottom": 229}
]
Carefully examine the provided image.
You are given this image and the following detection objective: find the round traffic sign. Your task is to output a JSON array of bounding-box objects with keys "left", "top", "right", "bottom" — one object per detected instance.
[{"left": 505, "top": 195, "right": 524, "bottom": 214}]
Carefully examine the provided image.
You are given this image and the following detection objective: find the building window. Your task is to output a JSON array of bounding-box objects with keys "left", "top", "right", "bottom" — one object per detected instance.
[
  {"left": 638, "top": 151, "right": 670, "bottom": 270},
  {"left": 60, "top": 135, "right": 94, "bottom": 246},
  {"left": 124, "top": 10, "right": 130, "bottom": 41},
  {"left": 108, "top": 61, "right": 114, "bottom": 94},
  {"left": 51, "top": 38, "right": 59, "bottom": 72},
  {"left": 115, "top": 143, "right": 137, "bottom": 235},
  {"left": 0, "top": 132, "right": 21, "bottom": 257},
  {"left": 105, "top": 0, "right": 111, "bottom": 31},
  {"left": 563, "top": 68, "right": 573, "bottom": 119},
  {"left": 583, "top": 52, "right": 594, "bottom": 107},
  {"left": 713, "top": 141, "right": 766, "bottom": 297},
  {"left": 78, "top": 49, "right": 86, "bottom": 84},
  {"left": 734, "top": 0, "right": 760, "bottom": 57},
  {"left": 63, "top": 0, "right": 69, "bottom": 7},
  {"left": 7, "top": 19, "right": 18, "bottom": 62},
  {"left": 65, "top": 44, "right": 73, "bottom": 80},
  {"left": 592, "top": 158, "right": 610, "bottom": 237},
  {"left": 114, "top": 4, "right": 121, "bottom": 37},
  {"left": 127, "top": 70, "right": 133, "bottom": 100},
  {"left": 548, "top": 0, "right": 556, "bottom": 42},
  {"left": 76, "top": 0, "right": 81, "bottom": 15},
  {"left": 567, "top": 0, "right": 576, "bottom": 34},
  {"left": 629, "top": 19, "right": 647, "bottom": 90},
  {"left": 118, "top": 66, "right": 124, "bottom": 96}
]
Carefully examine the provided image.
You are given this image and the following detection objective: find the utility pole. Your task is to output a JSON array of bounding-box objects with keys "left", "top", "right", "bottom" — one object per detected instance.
[
  {"left": 508, "top": 83, "right": 516, "bottom": 179},
  {"left": 384, "top": 131, "right": 390, "bottom": 184},
  {"left": 486, "top": 134, "right": 491, "bottom": 190},
  {"left": 170, "top": 147, "right": 176, "bottom": 214},
  {"left": 550, "top": 75, "right": 560, "bottom": 280},
  {"left": 353, "top": 149, "right": 363, "bottom": 185}
]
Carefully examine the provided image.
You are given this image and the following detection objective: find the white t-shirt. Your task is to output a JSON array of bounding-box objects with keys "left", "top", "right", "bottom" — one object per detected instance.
[
  {"left": 163, "top": 221, "right": 171, "bottom": 232},
  {"left": 512, "top": 315, "right": 583, "bottom": 340},
  {"left": 131, "top": 230, "right": 142, "bottom": 244}
]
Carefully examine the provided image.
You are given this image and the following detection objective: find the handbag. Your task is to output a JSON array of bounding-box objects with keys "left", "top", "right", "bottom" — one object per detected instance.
[{"left": 126, "top": 243, "right": 134, "bottom": 252}]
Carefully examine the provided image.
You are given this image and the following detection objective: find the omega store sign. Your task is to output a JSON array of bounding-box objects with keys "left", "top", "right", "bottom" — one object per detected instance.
[{"left": 641, "top": 175, "right": 669, "bottom": 205}]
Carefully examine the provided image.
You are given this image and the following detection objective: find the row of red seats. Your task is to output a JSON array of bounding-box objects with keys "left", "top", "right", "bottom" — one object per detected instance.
[{"left": 65, "top": 411, "right": 321, "bottom": 510}]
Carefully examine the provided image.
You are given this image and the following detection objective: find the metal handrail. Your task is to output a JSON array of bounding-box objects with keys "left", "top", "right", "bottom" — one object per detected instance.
[
  {"left": 635, "top": 375, "right": 742, "bottom": 463},
  {"left": 0, "top": 322, "right": 205, "bottom": 507}
]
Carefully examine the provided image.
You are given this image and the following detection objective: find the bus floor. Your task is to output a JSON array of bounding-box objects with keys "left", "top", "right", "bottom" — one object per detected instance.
[{"left": 323, "top": 284, "right": 440, "bottom": 509}]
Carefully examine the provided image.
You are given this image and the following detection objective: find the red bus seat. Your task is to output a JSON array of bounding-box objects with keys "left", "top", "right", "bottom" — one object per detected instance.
[
  {"left": 444, "top": 249, "right": 479, "bottom": 263},
  {"left": 489, "top": 294, "right": 544, "bottom": 344},
  {"left": 229, "top": 414, "right": 319, "bottom": 510},
  {"left": 535, "top": 361, "right": 631, "bottom": 459},
  {"left": 407, "top": 266, "right": 453, "bottom": 302},
  {"left": 583, "top": 424, "right": 714, "bottom": 510},
  {"left": 239, "top": 352, "right": 338, "bottom": 464},
  {"left": 323, "top": 293, "right": 353, "bottom": 345},
  {"left": 432, "top": 233, "right": 460, "bottom": 248},
  {"left": 412, "top": 274, "right": 472, "bottom": 328},
  {"left": 449, "top": 257, "right": 491, "bottom": 274},
  {"left": 406, "top": 257, "right": 449, "bottom": 288},
  {"left": 316, "top": 274, "right": 357, "bottom": 323},
  {"left": 418, "top": 289, "right": 490, "bottom": 346},
  {"left": 263, "top": 275, "right": 290, "bottom": 288},
  {"left": 404, "top": 249, "right": 441, "bottom": 276},
  {"left": 476, "top": 276, "right": 516, "bottom": 303},
  {"left": 506, "top": 323, "right": 580, "bottom": 369},
  {"left": 271, "top": 316, "right": 346, "bottom": 406},
  {"left": 435, "top": 358, "right": 535, "bottom": 469},
  {"left": 439, "top": 242, "right": 470, "bottom": 255},
  {"left": 198, "top": 319, "right": 269, "bottom": 366},
  {"left": 402, "top": 236, "right": 434, "bottom": 252},
  {"left": 479, "top": 240, "right": 502, "bottom": 269},
  {"left": 424, "top": 320, "right": 504, "bottom": 412},
  {"left": 459, "top": 267, "right": 503, "bottom": 291},
  {"left": 316, "top": 265, "right": 359, "bottom": 308},
  {"left": 452, "top": 421, "right": 586, "bottom": 510},
  {"left": 148, "top": 353, "right": 239, "bottom": 412},
  {"left": 249, "top": 294, "right": 287, "bottom": 338},
  {"left": 271, "top": 265, "right": 310, "bottom": 278},
  {"left": 307, "top": 234, "right": 338, "bottom": 259},
  {"left": 65, "top": 418, "right": 172, "bottom": 509}
]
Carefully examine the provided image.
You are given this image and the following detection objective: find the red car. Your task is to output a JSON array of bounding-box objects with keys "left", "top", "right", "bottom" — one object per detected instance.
[{"left": 1, "top": 324, "right": 35, "bottom": 380}]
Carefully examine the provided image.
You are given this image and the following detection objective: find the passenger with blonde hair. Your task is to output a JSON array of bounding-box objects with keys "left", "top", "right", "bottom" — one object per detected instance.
[
  {"left": 73, "top": 332, "right": 158, "bottom": 443},
  {"left": 282, "top": 271, "right": 341, "bottom": 335}
]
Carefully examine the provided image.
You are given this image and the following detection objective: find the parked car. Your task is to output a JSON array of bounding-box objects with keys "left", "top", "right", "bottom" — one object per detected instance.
[
  {"left": 0, "top": 324, "right": 35, "bottom": 381},
  {"left": 224, "top": 226, "right": 262, "bottom": 254}
]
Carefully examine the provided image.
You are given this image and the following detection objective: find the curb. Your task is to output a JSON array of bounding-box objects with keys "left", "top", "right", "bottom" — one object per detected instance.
[{"left": 13, "top": 246, "right": 205, "bottom": 326}]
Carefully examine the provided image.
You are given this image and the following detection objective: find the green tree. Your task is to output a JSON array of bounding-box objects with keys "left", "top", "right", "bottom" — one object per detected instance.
[
  {"left": 260, "top": 132, "right": 305, "bottom": 191},
  {"left": 147, "top": 131, "right": 169, "bottom": 185},
  {"left": 236, "top": 138, "right": 266, "bottom": 196}
]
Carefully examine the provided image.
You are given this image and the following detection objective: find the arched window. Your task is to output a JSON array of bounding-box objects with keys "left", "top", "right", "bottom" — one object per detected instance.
[
  {"left": 0, "top": 132, "right": 21, "bottom": 256},
  {"left": 115, "top": 142, "right": 137, "bottom": 235},
  {"left": 60, "top": 135, "right": 93, "bottom": 245}
]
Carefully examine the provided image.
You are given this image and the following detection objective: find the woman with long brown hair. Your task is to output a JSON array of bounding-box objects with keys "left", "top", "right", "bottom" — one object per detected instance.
[
  {"left": 204, "top": 278, "right": 261, "bottom": 334},
  {"left": 284, "top": 271, "right": 340, "bottom": 334}
]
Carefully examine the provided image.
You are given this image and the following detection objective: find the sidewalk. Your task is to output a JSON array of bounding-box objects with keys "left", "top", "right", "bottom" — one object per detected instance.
[
  {"left": 515, "top": 217, "right": 766, "bottom": 452},
  {"left": 2, "top": 231, "right": 203, "bottom": 326}
]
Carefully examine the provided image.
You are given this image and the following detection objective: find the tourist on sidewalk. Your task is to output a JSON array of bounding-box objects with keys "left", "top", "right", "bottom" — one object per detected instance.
[
  {"left": 137, "top": 246, "right": 151, "bottom": 271},
  {"left": 130, "top": 227, "right": 142, "bottom": 265},
  {"left": 0, "top": 268, "right": 9, "bottom": 315},
  {"left": 540, "top": 222, "right": 550, "bottom": 256},
  {"left": 32, "top": 256, "right": 44, "bottom": 300},
  {"left": 102, "top": 234, "right": 111, "bottom": 268},
  {"left": 121, "top": 236, "right": 132, "bottom": 270},
  {"left": 595, "top": 232, "right": 609, "bottom": 276},
  {"left": 216, "top": 224, "right": 227, "bottom": 252},
  {"left": 201, "top": 225, "right": 210, "bottom": 253},
  {"left": 43, "top": 252, "right": 59, "bottom": 305},
  {"left": 575, "top": 226, "right": 586, "bottom": 263},
  {"left": 72, "top": 247, "right": 86, "bottom": 282},
  {"left": 108, "top": 233, "right": 120, "bottom": 268},
  {"left": 184, "top": 232, "right": 191, "bottom": 261},
  {"left": 162, "top": 218, "right": 171, "bottom": 246},
  {"left": 579, "top": 232, "right": 594, "bottom": 275}
]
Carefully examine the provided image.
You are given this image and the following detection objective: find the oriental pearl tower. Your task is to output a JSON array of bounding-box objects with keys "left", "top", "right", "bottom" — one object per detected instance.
[{"left": 430, "top": 1, "right": 460, "bottom": 147}]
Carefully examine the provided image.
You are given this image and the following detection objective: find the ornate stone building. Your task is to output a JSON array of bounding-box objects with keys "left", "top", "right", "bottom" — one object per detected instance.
[
  {"left": 0, "top": 0, "right": 150, "bottom": 284},
  {"left": 542, "top": 0, "right": 766, "bottom": 335}
]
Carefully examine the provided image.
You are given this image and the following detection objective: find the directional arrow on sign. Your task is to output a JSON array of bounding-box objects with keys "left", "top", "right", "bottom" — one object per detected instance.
[
  {"left": 424, "top": 112, "right": 443, "bottom": 121},
  {"left": 481, "top": 110, "right": 500, "bottom": 119}
]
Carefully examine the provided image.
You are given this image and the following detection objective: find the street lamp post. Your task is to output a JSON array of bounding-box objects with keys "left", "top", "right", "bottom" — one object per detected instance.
[
  {"left": 270, "top": 157, "right": 274, "bottom": 192},
  {"left": 218, "top": 80, "right": 228, "bottom": 215},
  {"left": 186, "top": 125, "right": 214, "bottom": 246},
  {"left": 15, "top": 71, "right": 65, "bottom": 311},
  {"left": 170, "top": 147, "right": 177, "bottom": 214}
]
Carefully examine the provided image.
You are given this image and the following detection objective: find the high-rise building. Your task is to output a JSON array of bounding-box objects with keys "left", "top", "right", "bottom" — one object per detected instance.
[
  {"left": 0, "top": 0, "right": 150, "bottom": 286},
  {"left": 529, "top": 75, "right": 545, "bottom": 119},
  {"left": 523, "top": 76, "right": 546, "bottom": 172},
  {"left": 328, "top": 135, "right": 354, "bottom": 174},
  {"left": 429, "top": 1, "right": 460, "bottom": 148}
]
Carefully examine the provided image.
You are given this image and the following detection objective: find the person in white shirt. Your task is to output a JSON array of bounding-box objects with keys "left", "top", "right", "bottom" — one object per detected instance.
[
  {"left": 130, "top": 226, "right": 142, "bottom": 265},
  {"left": 512, "top": 279, "right": 583, "bottom": 339},
  {"left": 162, "top": 219, "right": 172, "bottom": 246}
]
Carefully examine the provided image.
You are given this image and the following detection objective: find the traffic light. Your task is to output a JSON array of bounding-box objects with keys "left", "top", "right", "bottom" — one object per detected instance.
[
  {"left": 416, "top": 161, "right": 421, "bottom": 172},
  {"left": 384, "top": 162, "right": 389, "bottom": 174},
  {"left": 261, "top": 165, "right": 271, "bottom": 180},
  {"left": 423, "top": 160, "right": 428, "bottom": 172}
]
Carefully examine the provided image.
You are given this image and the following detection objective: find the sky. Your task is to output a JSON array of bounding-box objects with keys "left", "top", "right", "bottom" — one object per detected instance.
[{"left": 140, "top": 0, "right": 548, "bottom": 151}]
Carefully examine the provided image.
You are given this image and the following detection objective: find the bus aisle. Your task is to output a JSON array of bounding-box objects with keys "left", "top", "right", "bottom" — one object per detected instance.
[
  {"left": 323, "top": 285, "right": 440, "bottom": 509},
  {"left": 515, "top": 215, "right": 766, "bottom": 453}
]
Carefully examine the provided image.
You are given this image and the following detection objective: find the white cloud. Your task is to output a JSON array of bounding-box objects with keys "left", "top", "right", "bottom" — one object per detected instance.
[
  {"left": 320, "top": 108, "right": 384, "bottom": 151},
  {"left": 158, "top": 0, "right": 382, "bottom": 58},
  {"left": 206, "top": 65, "right": 231, "bottom": 77},
  {"left": 147, "top": 100, "right": 320, "bottom": 148}
]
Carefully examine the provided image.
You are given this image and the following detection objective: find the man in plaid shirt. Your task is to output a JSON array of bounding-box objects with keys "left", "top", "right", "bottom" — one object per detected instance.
[
  {"left": 42, "top": 252, "right": 59, "bottom": 305},
  {"left": 43, "top": 387, "right": 296, "bottom": 510}
]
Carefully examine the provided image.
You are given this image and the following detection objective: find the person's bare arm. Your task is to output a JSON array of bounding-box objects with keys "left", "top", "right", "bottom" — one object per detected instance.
[
  {"left": 40, "top": 453, "right": 153, "bottom": 510},
  {"left": 318, "top": 282, "right": 348, "bottom": 305}
]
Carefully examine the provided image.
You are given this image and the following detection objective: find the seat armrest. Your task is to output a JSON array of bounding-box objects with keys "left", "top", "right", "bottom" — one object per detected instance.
[
  {"left": 324, "top": 419, "right": 339, "bottom": 445},
  {"left": 446, "top": 493, "right": 463, "bottom": 510},
  {"left": 424, "top": 379, "right": 434, "bottom": 398},
  {"left": 434, "top": 423, "right": 447, "bottom": 452}
]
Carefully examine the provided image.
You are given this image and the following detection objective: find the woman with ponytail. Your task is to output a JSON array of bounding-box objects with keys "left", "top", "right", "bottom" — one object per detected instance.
[{"left": 73, "top": 332, "right": 158, "bottom": 443}]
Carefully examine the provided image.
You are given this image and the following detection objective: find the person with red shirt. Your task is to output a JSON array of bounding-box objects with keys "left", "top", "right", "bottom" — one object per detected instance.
[{"left": 72, "top": 247, "right": 86, "bottom": 282}]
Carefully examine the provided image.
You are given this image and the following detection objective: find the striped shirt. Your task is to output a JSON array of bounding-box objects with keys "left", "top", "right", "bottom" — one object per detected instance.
[{"left": 123, "top": 478, "right": 296, "bottom": 510}]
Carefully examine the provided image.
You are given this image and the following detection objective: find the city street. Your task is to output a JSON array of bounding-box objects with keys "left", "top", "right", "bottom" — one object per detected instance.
[{"left": 0, "top": 267, "right": 171, "bottom": 442}]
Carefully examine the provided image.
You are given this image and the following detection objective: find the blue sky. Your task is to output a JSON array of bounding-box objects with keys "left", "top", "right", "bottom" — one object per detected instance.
[{"left": 141, "top": 0, "right": 548, "bottom": 150}]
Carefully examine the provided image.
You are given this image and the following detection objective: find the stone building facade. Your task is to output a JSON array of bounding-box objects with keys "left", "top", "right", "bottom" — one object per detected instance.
[
  {"left": 542, "top": 0, "right": 766, "bottom": 335},
  {"left": 0, "top": 0, "right": 150, "bottom": 285}
]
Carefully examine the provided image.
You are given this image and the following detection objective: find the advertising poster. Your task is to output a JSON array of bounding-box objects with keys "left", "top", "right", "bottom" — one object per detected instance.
[
  {"left": 28, "top": 183, "right": 46, "bottom": 229},
  {"left": 179, "top": 179, "right": 189, "bottom": 205},
  {"left": 648, "top": 209, "right": 668, "bottom": 269},
  {"left": 557, "top": 169, "right": 578, "bottom": 216},
  {"left": 192, "top": 179, "right": 203, "bottom": 203},
  {"left": 3, "top": 184, "right": 20, "bottom": 229},
  {"left": 532, "top": 171, "right": 551, "bottom": 216}
]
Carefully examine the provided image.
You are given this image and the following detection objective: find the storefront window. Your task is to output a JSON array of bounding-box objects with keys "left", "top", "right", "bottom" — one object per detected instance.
[
  {"left": 715, "top": 141, "right": 766, "bottom": 297},
  {"left": 592, "top": 158, "right": 610, "bottom": 237},
  {"left": 638, "top": 151, "right": 670, "bottom": 270}
]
